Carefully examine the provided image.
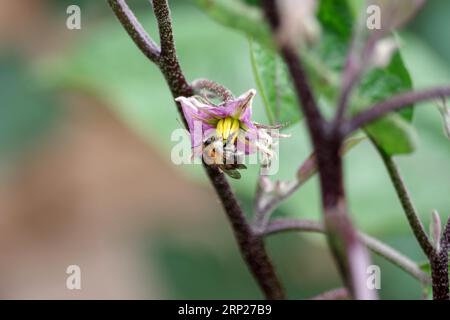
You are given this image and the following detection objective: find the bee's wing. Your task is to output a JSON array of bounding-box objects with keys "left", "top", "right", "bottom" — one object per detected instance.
[{"left": 221, "top": 167, "right": 242, "bottom": 180}]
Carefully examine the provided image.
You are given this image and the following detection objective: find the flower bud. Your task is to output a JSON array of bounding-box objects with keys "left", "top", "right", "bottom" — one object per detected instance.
[
  {"left": 370, "top": 37, "right": 399, "bottom": 68},
  {"left": 430, "top": 210, "right": 442, "bottom": 252},
  {"left": 437, "top": 99, "right": 450, "bottom": 140},
  {"left": 276, "top": 0, "right": 320, "bottom": 47}
]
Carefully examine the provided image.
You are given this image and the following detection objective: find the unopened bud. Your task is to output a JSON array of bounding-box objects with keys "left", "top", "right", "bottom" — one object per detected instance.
[
  {"left": 430, "top": 210, "right": 442, "bottom": 252},
  {"left": 277, "top": 0, "right": 320, "bottom": 47},
  {"left": 370, "top": 37, "right": 399, "bottom": 68},
  {"left": 437, "top": 99, "right": 450, "bottom": 140}
]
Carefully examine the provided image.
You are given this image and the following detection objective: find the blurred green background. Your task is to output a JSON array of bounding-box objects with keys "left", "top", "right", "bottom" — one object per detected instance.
[{"left": 0, "top": 0, "right": 449, "bottom": 299}]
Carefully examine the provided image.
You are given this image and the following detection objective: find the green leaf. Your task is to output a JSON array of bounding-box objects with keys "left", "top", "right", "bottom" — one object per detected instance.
[
  {"left": 193, "top": 0, "right": 273, "bottom": 49},
  {"left": 240, "top": 0, "right": 261, "bottom": 7},
  {"left": 318, "top": 0, "right": 353, "bottom": 41},
  {"left": 314, "top": 0, "right": 417, "bottom": 155},
  {"left": 364, "top": 114, "right": 417, "bottom": 154},
  {"left": 359, "top": 51, "right": 417, "bottom": 154},
  {"left": 360, "top": 52, "right": 414, "bottom": 122},
  {"left": 249, "top": 40, "right": 301, "bottom": 126}
]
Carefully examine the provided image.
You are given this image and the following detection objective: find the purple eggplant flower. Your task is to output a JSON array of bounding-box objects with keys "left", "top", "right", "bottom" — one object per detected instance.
[
  {"left": 175, "top": 89, "right": 288, "bottom": 178},
  {"left": 175, "top": 89, "right": 259, "bottom": 156}
]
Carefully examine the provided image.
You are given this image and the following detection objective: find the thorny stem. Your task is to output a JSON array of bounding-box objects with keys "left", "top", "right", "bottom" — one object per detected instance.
[
  {"left": 430, "top": 217, "right": 450, "bottom": 300},
  {"left": 108, "top": 0, "right": 285, "bottom": 299},
  {"left": 373, "top": 141, "right": 449, "bottom": 299},
  {"left": 263, "top": 0, "right": 375, "bottom": 300},
  {"left": 262, "top": 218, "right": 430, "bottom": 285},
  {"left": 151, "top": 0, "right": 192, "bottom": 101},
  {"left": 108, "top": 0, "right": 160, "bottom": 63},
  {"left": 372, "top": 142, "right": 435, "bottom": 258}
]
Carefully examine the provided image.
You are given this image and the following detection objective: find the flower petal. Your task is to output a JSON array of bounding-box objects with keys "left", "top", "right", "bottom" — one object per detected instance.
[{"left": 219, "top": 89, "right": 256, "bottom": 123}]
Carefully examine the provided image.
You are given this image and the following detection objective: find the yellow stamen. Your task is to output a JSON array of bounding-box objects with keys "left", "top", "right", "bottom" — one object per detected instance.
[
  {"left": 216, "top": 117, "right": 241, "bottom": 142},
  {"left": 231, "top": 118, "right": 240, "bottom": 134},
  {"left": 216, "top": 118, "right": 224, "bottom": 137},
  {"left": 223, "top": 117, "right": 232, "bottom": 140},
  {"left": 229, "top": 118, "right": 240, "bottom": 143}
]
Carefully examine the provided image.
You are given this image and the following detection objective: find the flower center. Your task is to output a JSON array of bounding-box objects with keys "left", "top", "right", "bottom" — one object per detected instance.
[{"left": 216, "top": 117, "right": 240, "bottom": 142}]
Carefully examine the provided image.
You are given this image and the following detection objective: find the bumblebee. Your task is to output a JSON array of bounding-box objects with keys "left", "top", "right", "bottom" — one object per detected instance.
[{"left": 203, "top": 131, "right": 247, "bottom": 179}]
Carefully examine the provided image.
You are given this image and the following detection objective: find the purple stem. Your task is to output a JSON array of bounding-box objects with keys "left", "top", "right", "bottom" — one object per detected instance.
[
  {"left": 347, "top": 86, "right": 450, "bottom": 134},
  {"left": 262, "top": 0, "right": 375, "bottom": 300}
]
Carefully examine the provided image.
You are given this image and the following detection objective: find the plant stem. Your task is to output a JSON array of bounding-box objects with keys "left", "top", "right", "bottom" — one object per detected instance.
[
  {"left": 191, "top": 78, "right": 234, "bottom": 102},
  {"left": 108, "top": 0, "right": 160, "bottom": 63},
  {"left": 430, "top": 248, "right": 449, "bottom": 300},
  {"left": 262, "top": 0, "right": 375, "bottom": 300},
  {"left": 372, "top": 142, "right": 435, "bottom": 258},
  {"left": 347, "top": 86, "right": 450, "bottom": 134},
  {"left": 205, "top": 166, "right": 285, "bottom": 299},
  {"left": 151, "top": 0, "right": 192, "bottom": 101},
  {"left": 263, "top": 218, "right": 430, "bottom": 285},
  {"left": 430, "top": 218, "right": 450, "bottom": 300},
  {"left": 372, "top": 141, "right": 450, "bottom": 299},
  {"left": 109, "top": 0, "right": 285, "bottom": 299},
  {"left": 310, "top": 288, "right": 349, "bottom": 300}
]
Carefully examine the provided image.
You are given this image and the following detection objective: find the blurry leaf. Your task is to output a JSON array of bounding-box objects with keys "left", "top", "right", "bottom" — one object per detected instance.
[
  {"left": 193, "top": 0, "right": 273, "bottom": 48},
  {"left": 318, "top": 0, "right": 353, "bottom": 41},
  {"left": 419, "top": 261, "right": 431, "bottom": 274},
  {"left": 241, "top": 0, "right": 261, "bottom": 7},
  {"left": 0, "top": 55, "right": 59, "bottom": 158},
  {"left": 314, "top": 0, "right": 416, "bottom": 155},
  {"left": 364, "top": 114, "right": 417, "bottom": 154},
  {"left": 346, "top": 0, "right": 365, "bottom": 18},
  {"left": 359, "top": 52, "right": 416, "bottom": 154},
  {"left": 249, "top": 40, "right": 301, "bottom": 126},
  {"left": 361, "top": 52, "right": 414, "bottom": 122}
]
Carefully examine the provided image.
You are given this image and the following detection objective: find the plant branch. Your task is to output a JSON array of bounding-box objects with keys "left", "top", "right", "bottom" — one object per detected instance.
[
  {"left": 430, "top": 217, "right": 450, "bottom": 300},
  {"left": 109, "top": 0, "right": 285, "bottom": 299},
  {"left": 310, "top": 288, "right": 349, "bottom": 300},
  {"left": 263, "top": 0, "right": 375, "bottom": 299},
  {"left": 373, "top": 141, "right": 449, "bottom": 299},
  {"left": 262, "top": 218, "right": 430, "bottom": 284},
  {"left": 204, "top": 166, "right": 285, "bottom": 299},
  {"left": 347, "top": 86, "right": 450, "bottom": 134},
  {"left": 108, "top": 0, "right": 160, "bottom": 63},
  {"left": 254, "top": 137, "right": 365, "bottom": 224},
  {"left": 151, "top": 0, "right": 192, "bottom": 100},
  {"left": 372, "top": 142, "right": 435, "bottom": 258},
  {"left": 192, "top": 78, "right": 234, "bottom": 102},
  {"left": 261, "top": 0, "right": 324, "bottom": 141},
  {"left": 334, "top": 33, "right": 379, "bottom": 126}
]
